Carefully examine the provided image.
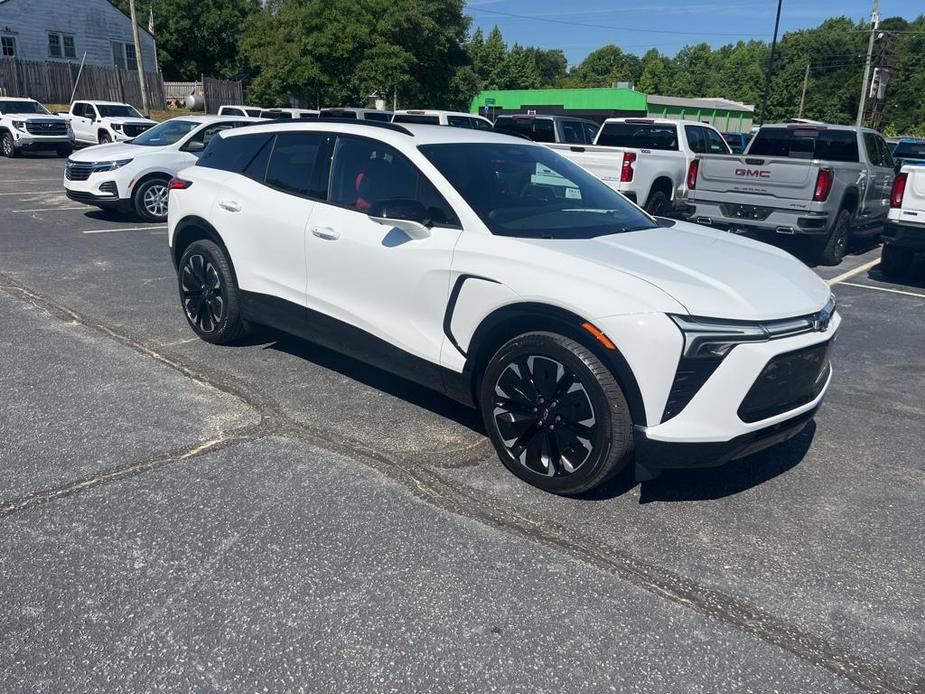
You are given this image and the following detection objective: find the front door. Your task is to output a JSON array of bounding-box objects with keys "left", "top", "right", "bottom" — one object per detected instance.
[
  {"left": 304, "top": 134, "right": 461, "bottom": 365},
  {"left": 72, "top": 102, "right": 94, "bottom": 143}
]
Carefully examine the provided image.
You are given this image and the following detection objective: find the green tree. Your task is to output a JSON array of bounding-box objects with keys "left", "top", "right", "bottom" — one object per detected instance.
[
  {"left": 574, "top": 44, "right": 641, "bottom": 86},
  {"left": 636, "top": 49, "right": 673, "bottom": 94}
]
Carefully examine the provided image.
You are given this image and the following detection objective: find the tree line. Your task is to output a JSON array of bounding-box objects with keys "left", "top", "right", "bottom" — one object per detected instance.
[{"left": 117, "top": 0, "right": 924, "bottom": 134}]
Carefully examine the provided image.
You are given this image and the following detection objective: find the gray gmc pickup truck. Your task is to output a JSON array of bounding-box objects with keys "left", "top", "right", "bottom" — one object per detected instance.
[{"left": 680, "top": 123, "right": 895, "bottom": 265}]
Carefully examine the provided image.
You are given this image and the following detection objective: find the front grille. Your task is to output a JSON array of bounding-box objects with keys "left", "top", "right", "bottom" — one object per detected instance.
[
  {"left": 122, "top": 123, "right": 152, "bottom": 137},
  {"left": 720, "top": 203, "right": 773, "bottom": 221},
  {"left": 65, "top": 160, "right": 94, "bottom": 181},
  {"left": 738, "top": 341, "right": 832, "bottom": 423},
  {"left": 25, "top": 120, "right": 68, "bottom": 136}
]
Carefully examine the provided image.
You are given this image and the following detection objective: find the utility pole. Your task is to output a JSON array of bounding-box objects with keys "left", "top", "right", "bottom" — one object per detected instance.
[
  {"left": 856, "top": 0, "right": 879, "bottom": 127},
  {"left": 759, "top": 0, "right": 783, "bottom": 125},
  {"left": 797, "top": 63, "right": 810, "bottom": 118},
  {"left": 127, "top": 0, "right": 150, "bottom": 117}
]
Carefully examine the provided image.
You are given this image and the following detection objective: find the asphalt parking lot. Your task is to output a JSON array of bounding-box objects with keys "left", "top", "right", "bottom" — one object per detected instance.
[{"left": 1, "top": 153, "right": 923, "bottom": 693}]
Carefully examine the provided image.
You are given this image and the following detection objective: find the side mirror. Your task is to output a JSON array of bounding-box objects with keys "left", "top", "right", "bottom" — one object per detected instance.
[
  {"left": 184, "top": 140, "right": 205, "bottom": 153},
  {"left": 367, "top": 199, "right": 432, "bottom": 240}
]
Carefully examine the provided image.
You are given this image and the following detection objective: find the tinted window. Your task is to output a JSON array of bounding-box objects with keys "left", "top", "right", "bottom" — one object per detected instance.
[
  {"left": 0, "top": 100, "right": 48, "bottom": 115},
  {"left": 893, "top": 142, "right": 925, "bottom": 159},
  {"left": 493, "top": 117, "right": 556, "bottom": 143},
  {"left": 74, "top": 102, "right": 91, "bottom": 118},
  {"left": 702, "top": 127, "right": 731, "bottom": 154},
  {"left": 472, "top": 117, "right": 493, "bottom": 131},
  {"left": 265, "top": 132, "right": 324, "bottom": 197},
  {"left": 420, "top": 142, "right": 655, "bottom": 239},
  {"left": 260, "top": 110, "right": 293, "bottom": 119},
  {"left": 447, "top": 115, "right": 470, "bottom": 128},
  {"left": 364, "top": 112, "right": 390, "bottom": 122},
  {"left": 393, "top": 114, "right": 440, "bottom": 125},
  {"left": 597, "top": 123, "right": 678, "bottom": 150},
  {"left": 221, "top": 107, "right": 244, "bottom": 117},
  {"left": 685, "top": 126, "right": 705, "bottom": 154},
  {"left": 243, "top": 137, "right": 274, "bottom": 180},
  {"left": 329, "top": 136, "right": 458, "bottom": 226},
  {"left": 299, "top": 113, "right": 319, "bottom": 120},
  {"left": 583, "top": 122, "right": 599, "bottom": 144},
  {"left": 185, "top": 122, "right": 239, "bottom": 148},
  {"left": 863, "top": 133, "right": 882, "bottom": 166},
  {"left": 198, "top": 132, "right": 274, "bottom": 172},
  {"left": 876, "top": 137, "right": 894, "bottom": 169},
  {"left": 748, "top": 128, "right": 859, "bottom": 162},
  {"left": 321, "top": 109, "right": 358, "bottom": 119},
  {"left": 561, "top": 120, "right": 586, "bottom": 144},
  {"left": 132, "top": 119, "right": 198, "bottom": 146},
  {"left": 245, "top": 108, "right": 262, "bottom": 118},
  {"left": 97, "top": 104, "right": 141, "bottom": 118}
]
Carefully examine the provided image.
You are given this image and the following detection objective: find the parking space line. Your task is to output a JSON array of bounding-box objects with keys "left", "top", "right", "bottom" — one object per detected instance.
[
  {"left": 838, "top": 281, "right": 925, "bottom": 299},
  {"left": 827, "top": 258, "right": 880, "bottom": 285},
  {"left": 12, "top": 206, "right": 86, "bottom": 213},
  {"left": 82, "top": 226, "right": 168, "bottom": 234}
]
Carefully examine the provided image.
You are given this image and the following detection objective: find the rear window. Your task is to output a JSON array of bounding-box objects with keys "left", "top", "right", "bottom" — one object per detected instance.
[
  {"left": 747, "top": 128, "right": 859, "bottom": 162},
  {"left": 596, "top": 123, "right": 678, "bottom": 151},
  {"left": 364, "top": 111, "right": 390, "bottom": 122},
  {"left": 321, "top": 109, "right": 358, "bottom": 119},
  {"left": 260, "top": 110, "right": 293, "bottom": 120},
  {"left": 894, "top": 142, "right": 925, "bottom": 159},
  {"left": 393, "top": 114, "right": 440, "bottom": 125},
  {"left": 197, "top": 132, "right": 273, "bottom": 172},
  {"left": 493, "top": 116, "right": 556, "bottom": 143}
]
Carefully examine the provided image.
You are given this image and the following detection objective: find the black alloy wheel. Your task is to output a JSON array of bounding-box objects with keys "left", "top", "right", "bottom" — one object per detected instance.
[
  {"left": 177, "top": 239, "right": 248, "bottom": 344},
  {"left": 480, "top": 332, "right": 633, "bottom": 495}
]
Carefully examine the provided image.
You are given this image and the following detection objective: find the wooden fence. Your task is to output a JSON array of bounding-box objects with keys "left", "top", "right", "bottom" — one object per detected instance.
[
  {"left": 202, "top": 76, "right": 244, "bottom": 114},
  {"left": 0, "top": 57, "right": 165, "bottom": 109}
]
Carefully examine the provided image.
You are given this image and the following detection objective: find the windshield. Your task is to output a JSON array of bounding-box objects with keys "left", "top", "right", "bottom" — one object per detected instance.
[
  {"left": 131, "top": 119, "right": 198, "bottom": 146},
  {"left": 747, "top": 128, "right": 859, "bottom": 162},
  {"left": 597, "top": 122, "right": 678, "bottom": 150},
  {"left": 419, "top": 143, "right": 656, "bottom": 239},
  {"left": 0, "top": 100, "right": 50, "bottom": 115},
  {"left": 894, "top": 142, "right": 925, "bottom": 159},
  {"left": 97, "top": 104, "right": 143, "bottom": 118}
]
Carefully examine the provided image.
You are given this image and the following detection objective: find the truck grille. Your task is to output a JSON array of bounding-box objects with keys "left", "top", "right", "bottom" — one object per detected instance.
[
  {"left": 25, "top": 120, "right": 68, "bottom": 136},
  {"left": 738, "top": 341, "right": 832, "bottom": 423},
  {"left": 122, "top": 123, "right": 152, "bottom": 138},
  {"left": 720, "top": 203, "right": 773, "bottom": 221},
  {"left": 65, "top": 160, "right": 94, "bottom": 181}
]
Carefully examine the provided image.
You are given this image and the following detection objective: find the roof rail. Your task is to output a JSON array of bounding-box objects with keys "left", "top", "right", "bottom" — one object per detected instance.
[{"left": 263, "top": 117, "right": 413, "bottom": 136}]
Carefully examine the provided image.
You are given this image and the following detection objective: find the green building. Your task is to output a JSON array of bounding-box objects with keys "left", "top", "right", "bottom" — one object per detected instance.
[{"left": 470, "top": 87, "right": 754, "bottom": 133}]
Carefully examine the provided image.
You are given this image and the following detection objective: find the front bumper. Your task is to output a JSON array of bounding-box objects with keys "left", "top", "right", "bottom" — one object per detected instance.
[
  {"left": 13, "top": 132, "right": 74, "bottom": 151},
  {"left": 64, "top": 173, "right": 129, "bottom": 211},
  {"left": 681, "top": 197, "right": 830, "bottom": 235}
]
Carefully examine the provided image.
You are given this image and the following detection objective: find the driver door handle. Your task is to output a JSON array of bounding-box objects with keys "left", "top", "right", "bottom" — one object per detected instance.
[
  {"left": 218, "top": 200, "right": 242, "bottom": 213},
  {"left": 311, "top": 225, "right": 339, "bottom": 240}
]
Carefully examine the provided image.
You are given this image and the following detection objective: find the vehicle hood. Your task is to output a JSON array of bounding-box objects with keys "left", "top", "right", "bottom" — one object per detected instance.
[
  {"left": 68, "top": 142, "right": 146, "bottom": 161},
  {"left": 523, "top": 220, "right": 831, "bottom": 320},
  {"left": 108, "top": 117, "right": 156, "bottom": 126}
]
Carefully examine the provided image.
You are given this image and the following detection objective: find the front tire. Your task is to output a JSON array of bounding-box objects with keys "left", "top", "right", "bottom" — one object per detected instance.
[
  {"left": 133, "top": 177, "right": 170, "bottom": 222},
  {"left": 177, "top": 240, "right": 248, "bottom": 344},
  {"left": 98, "top": 131, "right": 111, "bottom": 144},
  {"left": 815, "top": 208, "right": 852, "bottom": 266},
  {"left": 1, "top": 133, "right": 19, "bottom": 158},
  {"left": 479, "top": 332, "right": 633, "bottom": 495}
]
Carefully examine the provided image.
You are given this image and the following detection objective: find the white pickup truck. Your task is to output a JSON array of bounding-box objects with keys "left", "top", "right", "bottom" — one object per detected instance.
[
  {"left": 62, "top": 100, "right": 156, "bottom": 146},
  {"left": 550, "top": 117, "right": 731, "bottom": 214},
  {"left": 0, "top": 97, "right": 74, "bottom": 158},
  {"left": 881, "top": 163, "right": 925, "bottom": 278}
]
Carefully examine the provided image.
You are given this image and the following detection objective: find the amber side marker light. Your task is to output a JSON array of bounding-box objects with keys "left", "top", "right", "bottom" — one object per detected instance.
[{"left": 581, "top": 322, "right": 616, "bottom": 350}]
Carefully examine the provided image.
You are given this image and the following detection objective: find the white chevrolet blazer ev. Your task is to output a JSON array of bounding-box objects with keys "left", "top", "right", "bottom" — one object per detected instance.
[{"left": 167, "top": 120, "right": 839, "bottom": 495}]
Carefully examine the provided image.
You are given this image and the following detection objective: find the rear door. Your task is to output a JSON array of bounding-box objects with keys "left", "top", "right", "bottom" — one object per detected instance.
[
  {"left": 304, "top": 134, "right": 461, "bottom": 363},
  {"left": 862, "top": 132, "right": 894, "bottom": 224},
  {"left": 71, "top": 102, "right": 94, "bottom": 142}
]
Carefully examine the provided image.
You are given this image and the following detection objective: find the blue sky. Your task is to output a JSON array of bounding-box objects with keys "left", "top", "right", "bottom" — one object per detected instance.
[{"left": 466, "top": 0, "right": 924, "bottom": 65}]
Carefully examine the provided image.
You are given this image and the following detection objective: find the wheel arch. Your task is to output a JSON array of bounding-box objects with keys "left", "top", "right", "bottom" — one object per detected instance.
[
  {"left": 647, "top": 175, "right": 674, "bottom": 203},
  {"left": 130, "top": 170, "right": 171, "bottom": 197},
  {"left": 171, "top": 215, "right": 233, "bottom": 273},
  {"left": 462, "top": 302, "right": 647, "bottom": 426}
]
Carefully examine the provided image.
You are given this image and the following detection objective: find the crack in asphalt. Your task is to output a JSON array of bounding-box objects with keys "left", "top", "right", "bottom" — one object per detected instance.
[{"left": 0, "top": 272, "right": 918, "bottom": 694}]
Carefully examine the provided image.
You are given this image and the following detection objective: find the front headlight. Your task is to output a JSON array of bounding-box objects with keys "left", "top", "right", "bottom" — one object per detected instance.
[
  {"left": 12, "top": 120, "right": 26, "bottom": 131},
  {"left": 91, "top": 159, "right": 133, "bottom": 172},
  {"left": 669, "top": 315, "right": 769, "bottom": 359}
]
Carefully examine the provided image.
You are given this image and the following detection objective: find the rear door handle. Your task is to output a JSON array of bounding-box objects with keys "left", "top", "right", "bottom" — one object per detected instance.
[
  {"left": 311, "top": 225, "right": 339, "bottom": 240},
  {"left": 218, "top": 200, "right": 242, "bottom": 213}
]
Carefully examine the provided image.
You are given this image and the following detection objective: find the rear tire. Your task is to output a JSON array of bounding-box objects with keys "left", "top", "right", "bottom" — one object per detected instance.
[
  {"left": 2, "top": 133, "right": 19, "bottom": 158},
  {"left": 815, "top": 208, "right": 852, "bottom": 266},
  {"left": 479, "top": 331, "right": 633, "bottom": 496},
  {"left": 177, "top": 240, "right": 248, "bottom": 345},
  {"left": 880, "top": 244, "right": 913, "bottom": 279},
  {"left": 133, "top": 177, "right": 170, "bottom": 222},
  {"left": 645, "top": 189, "right": 670, "bottom": 216}
]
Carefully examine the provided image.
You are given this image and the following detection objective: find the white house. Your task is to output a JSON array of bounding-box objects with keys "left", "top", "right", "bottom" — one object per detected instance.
[{"left": 0, "top": 0, "right": 156, "bottom": 71}]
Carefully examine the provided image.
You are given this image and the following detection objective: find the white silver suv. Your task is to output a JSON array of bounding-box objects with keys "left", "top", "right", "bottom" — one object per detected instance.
[
  {"left": 0, "top": 97, "right": 74, "bottom": 158},
  {"left": 64, "top": 115, "right": 259, "bottom": 221},
  {"left": 168, "top": 120, "right": 838, "bottom": 494},
  {"left": 65, "top": 101, "right": 156, "bottom": 145}
]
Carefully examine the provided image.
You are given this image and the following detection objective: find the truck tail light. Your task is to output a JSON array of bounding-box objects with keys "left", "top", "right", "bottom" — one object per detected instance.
[
  {"left": 687, "top": 160, "right": 699, "bottom": 190},
  {"left": 890, "top": 172, "right": 907, "bottom": 208},
  {"left": 813, "top": 168, "right": 834, "bottom": 202},
  {"left": 620, "top": 151, "right": 636, "bottom": 182},
  {"left": 168, "top": 177, "right": 192, "bottom": 190}
]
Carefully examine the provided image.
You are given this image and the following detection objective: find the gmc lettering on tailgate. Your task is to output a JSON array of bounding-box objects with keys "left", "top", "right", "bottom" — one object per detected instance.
[{"left": 735, "top": 168, "right": 771, "bottom": 178}]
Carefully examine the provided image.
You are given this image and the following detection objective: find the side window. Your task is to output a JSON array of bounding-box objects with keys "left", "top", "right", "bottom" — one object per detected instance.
[
  {"left": 561, "top": 121, "right": 585, "bottom": 144},
  {"left": 328, "top": 136, "right": 458, "bottom": 226},
  {"left": 876, "top": 136, "right": 894, "bottom": 169},
  {"left": 531, "top": 119, "right": 556, "bottom": 143},
  {"left": 703, "top": 128, "right": 731, "bottom": 154},
  {"left": 684, "top": 126, "right": 705, "bottom": 154},
  {"left": 198, "top": 133, "right": 274, "bottom": 173},
  {"left": 472, "top": 117, "right": 493, "bottom": 131},
  {"left": 224, "top": 107, "right": 243, "bottom": 117},
  {"left": 186, "top": 122, "right": 237, "bottom": 148},
  {"left": 447, "top": 115, "right": 470, "bottom": 128},
  {"left": 265, "top": 132, "right": 325, "bottom": 197},
  {"left": 243, "top": 136, "right": 274, "bottom": 181},
  {"left": 582, "top": 122, "right": 598, "bottom": 144},
  {"left": 863, "top": 133, "right": 881, "bottom": 166}
]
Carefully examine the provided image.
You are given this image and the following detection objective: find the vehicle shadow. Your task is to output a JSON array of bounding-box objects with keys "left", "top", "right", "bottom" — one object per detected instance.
[
  {"left": 578, "top": 421, "right": 816, "bottom": 502},
  {"left": 251, "top": 327, "right": 485, "bottom": 434}
]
